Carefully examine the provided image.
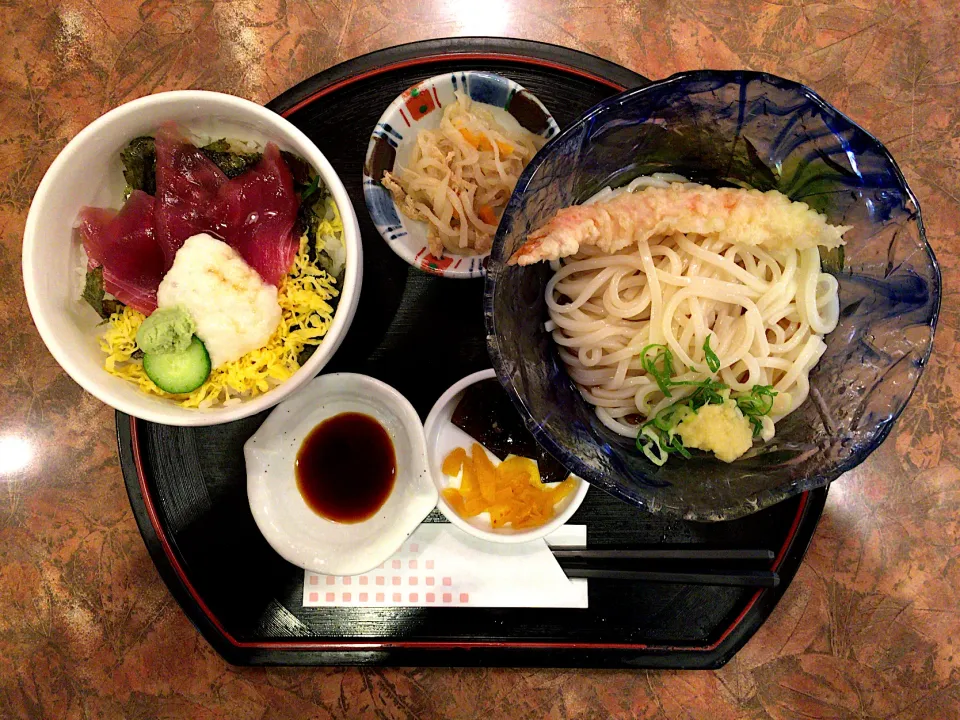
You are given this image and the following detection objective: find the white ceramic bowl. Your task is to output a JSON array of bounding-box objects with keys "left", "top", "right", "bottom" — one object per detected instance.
[
  {"left": 362, "top": 71, "right": 559, "bottom": 279},
  {"left": 23, "top": 90, "right": 362, "bottom": 426},
  {"left": 245, "top": 373, "right": 438, "bottom": 576},
  {"left": 424, "top": 369, "right": 588, "bottom": 544}
]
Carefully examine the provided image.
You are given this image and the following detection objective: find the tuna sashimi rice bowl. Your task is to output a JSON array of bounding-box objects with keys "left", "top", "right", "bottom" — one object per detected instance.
[
  {"left": 23, "top": 91, "right": 361, "bottom": 424},
  {"left": 77, "top": 122, "right": 347, "bottom": 409}
]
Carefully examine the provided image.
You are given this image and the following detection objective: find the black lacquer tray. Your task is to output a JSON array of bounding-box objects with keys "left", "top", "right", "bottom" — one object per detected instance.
[{"left": 118, "top": 37, "right": 827, "bottom": 668}]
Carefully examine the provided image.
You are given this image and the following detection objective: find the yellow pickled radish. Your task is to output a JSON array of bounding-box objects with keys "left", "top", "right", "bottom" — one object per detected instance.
[
  {"left": 442, "top": 446, "right": 468, "bottom": 476},
  {"left": 440, "top": 445, "right": 576, "bottom": 529}
]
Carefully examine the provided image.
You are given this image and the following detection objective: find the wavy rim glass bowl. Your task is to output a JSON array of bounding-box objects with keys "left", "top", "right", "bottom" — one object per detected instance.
[
  {"left": 484, "top": 70, "right": 941, "bottom": 521},
  {"left": 23, "top": 90, "right": 362, "bottom": 427}
]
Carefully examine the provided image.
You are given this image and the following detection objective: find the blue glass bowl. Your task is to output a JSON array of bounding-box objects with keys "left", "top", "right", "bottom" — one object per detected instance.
[{"left": 484, "top": 71, "right": 941, "bottom": 521}]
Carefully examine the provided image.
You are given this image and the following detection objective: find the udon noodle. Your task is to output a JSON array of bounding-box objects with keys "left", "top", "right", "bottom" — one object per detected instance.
[
  {"left": 383, "top": 93, "right": 545, "bottom": 257},
  {"left": 544, "top": 174, "right": 842, "bottom": 461}
]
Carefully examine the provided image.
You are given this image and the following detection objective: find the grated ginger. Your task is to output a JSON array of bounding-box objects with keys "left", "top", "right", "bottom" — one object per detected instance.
[
  {"left": 676, "top": 399, "right": 754, "bottom": 463},
  {"left": 99, "top": 197, "right": 343, "bottom": 409}
]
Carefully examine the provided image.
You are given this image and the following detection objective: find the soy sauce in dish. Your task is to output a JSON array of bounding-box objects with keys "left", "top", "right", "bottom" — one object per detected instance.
[{"left": 295, "top": 412, "right": 397, "bottom": 523}]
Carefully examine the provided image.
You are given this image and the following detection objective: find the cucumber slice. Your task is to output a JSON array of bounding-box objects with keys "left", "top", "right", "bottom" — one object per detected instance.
[{"left": 143, "top": 336, "right": 211, "bottom": 394}]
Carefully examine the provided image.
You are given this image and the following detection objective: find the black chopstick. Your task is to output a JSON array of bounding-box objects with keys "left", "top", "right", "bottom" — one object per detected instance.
[
  {"left": 559, "top": 566, "right": 780, "bottom": 588},
  {"left": 551, "top": 548, "right": 774, "bottom": 562},
  {"left": 552, "top": 547, "right": 779, "bottom": 587}
]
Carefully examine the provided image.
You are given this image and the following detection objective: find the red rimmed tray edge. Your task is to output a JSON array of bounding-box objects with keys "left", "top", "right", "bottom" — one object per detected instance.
[
  {"left": 279, "top": 51, "right": 625, "bottom": 117},
  {"left": 266, "top": 37, "right": 647, "bottom": 116}
]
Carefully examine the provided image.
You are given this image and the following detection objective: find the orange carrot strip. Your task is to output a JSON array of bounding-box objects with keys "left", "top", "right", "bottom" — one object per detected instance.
[{"left": 478, "top": 204, "right": 497, "bottom": 225}]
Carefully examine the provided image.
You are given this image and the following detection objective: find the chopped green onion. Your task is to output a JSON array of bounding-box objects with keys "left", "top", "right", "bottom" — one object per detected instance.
[
  {"left": 640, "top": 344, "right": 676, "bottom": 397},
  {"left": 669, "top": 433, "right": 692, "bottom": 459},
  {"left": 651, "top": 403, "right": 690, "bottom": 433},
  {"left": 637, "top": 426, "right": 669, "bottom": 465},
  {"left": 736, "top": 384, "right": 777, "bottom": 415},
  {"left": 735, "top": 384, "right": 778, "bottom": 437},
  {"left": 703, "top": 334, "right": 721, "bottom": 373},
  {"left": 636, "top": 340, "right": 778, "bottom": 460},
  {"left": 685, "top": 378, "right": 729, "bottom": 410}
]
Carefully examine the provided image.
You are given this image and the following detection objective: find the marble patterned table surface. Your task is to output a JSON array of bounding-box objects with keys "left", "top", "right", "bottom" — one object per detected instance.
[{"left": 1, "top": 1, "right": 958, "bottom": 718}]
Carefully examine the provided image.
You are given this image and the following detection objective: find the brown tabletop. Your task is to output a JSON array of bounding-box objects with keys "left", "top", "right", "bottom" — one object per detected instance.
[{"left": 2, "top": 2, "right": 957, "bottom": 718}]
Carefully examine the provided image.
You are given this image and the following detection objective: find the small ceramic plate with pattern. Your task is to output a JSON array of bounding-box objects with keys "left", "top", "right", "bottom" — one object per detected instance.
[{"left": 362, "top": 71, "right": 559, "bottom": 279}]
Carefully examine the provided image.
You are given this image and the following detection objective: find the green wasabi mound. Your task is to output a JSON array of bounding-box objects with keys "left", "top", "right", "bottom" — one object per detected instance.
[{"left": 135, "top": 306, "right": 196, "bottom": 355}]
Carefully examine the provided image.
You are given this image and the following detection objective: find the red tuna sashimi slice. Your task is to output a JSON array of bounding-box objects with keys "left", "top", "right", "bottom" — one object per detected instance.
[
  {"left": 78, "top": 190, "right": 164, "bottom": 315},
  {"left": 154, "top": 122, "right": 227, "bottom": 269},
  {"left": 215, "top": 142, "right": 299, "bottom": 286}
]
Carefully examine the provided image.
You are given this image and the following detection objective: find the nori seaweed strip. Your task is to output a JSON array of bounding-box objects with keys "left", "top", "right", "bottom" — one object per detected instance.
[
  {"left": 289, "top": 188, "right": 339, "bottom": 366},
  {"left": 280, "top": 150, "right": 314, "bottom": 188},
  {"left": 81, "top": 266, "right": 124, "bottom": 320},
  {"left": 120, "top": 136, "right": 156, "bottom": 196},
  {"left": 199, "top": 139, "right": 262, "bottom": 178},
  {"left": 282, "top": 151, "right": 341, "bottom": 368},
  {"left": 451, "top": 379, "right": 572, "bottom": 484},
  {"left": 119, "top": 135, "right": 265, "bottom": 194},
  {"left": 281, "top": 151, "right": 330, "bottom": 268},
  {"left": 296, "top": 344, "right": 318, "bottom": 367}
]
